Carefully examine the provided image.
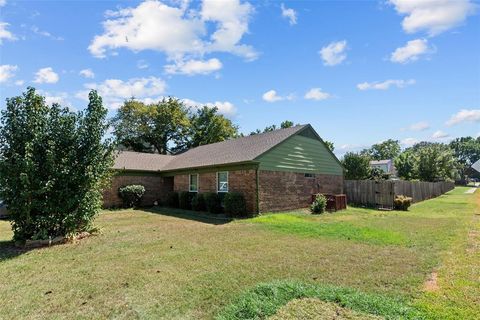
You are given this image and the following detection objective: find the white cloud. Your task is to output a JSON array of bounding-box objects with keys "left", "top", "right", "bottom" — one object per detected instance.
[
  {"left": 357, "top": 79, "right": 415, "bottom": 90},
  {"left": 446, "top": 109, "right": 480, "bottom": 126},
  {"left": 281, "top": 3, "right": 297, "bottom": 25},
  {"left": 0, "top": 0, "right": 6, "bottom": 7},
  {"left": 182, "top": 98, "right": 236, "bottom": 116},
  {"left": 401, "top": 137, "right": 419, "bottom": 147},
  {"left": 79, "top": 68, "right": 95, "bottom": 79},
  {"left": 408, "top": 121, "right": 430, "bottom": 131},
  {"left": 31, "top": 26, "right": 64, "bottom": 41},
  {"left": 137, "top": 60, "right": 149, "bottom": 69},
  {"left": 304, "top": 88, "right": 331, "bottom": 101},
  {"left": 0, "top": 64, "right": 17, "bottom": 83},
  {"left": 262, "top": 89, "right": 293, "bottom": 103},
  {"left": 88, "top": 0, "right": 257, "bottom": 71},
  {"left": 432, "top": 130, "right": 449, "bottom": 139},
  {"left": 389, "top": 0, "right": 477, "bottom": 36},
  {"left": 319, "top": 40, "right": 347, "bottom": 66},
  {"left": 76, "top": 76, "right": 167, "bottom": 109},
  {"left": 14, "top": 79, "right": 24, "bottom": 86},
  {"left": 34, "top": 67, "right": 59, "bottom": 84},
  {"left": 165, "top": 58, "right": 222, "bottom": 75},
  {"left": 390, "top": 38, "right": 432, "bottom": 64},
  {"left": 0, "top": 22, "right": 16, "bottom": 44}
]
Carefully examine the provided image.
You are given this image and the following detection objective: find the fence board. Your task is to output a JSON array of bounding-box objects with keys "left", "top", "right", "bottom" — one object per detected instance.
[{"left": 344, "top": 180, "right": 454, "bottom": 208}]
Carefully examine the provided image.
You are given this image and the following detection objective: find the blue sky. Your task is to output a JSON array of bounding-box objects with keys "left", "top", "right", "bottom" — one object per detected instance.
[{"left": 0, "top": 0, "right": 479, "bottom": 156}]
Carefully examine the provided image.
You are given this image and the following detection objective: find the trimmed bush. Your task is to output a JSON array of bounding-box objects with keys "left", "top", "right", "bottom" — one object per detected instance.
[
  {"left": 224, "top": 192, "right": 247, "bottom": 217},
  {"left": 204, "top": 192, "right": 222, "bottom": 214},
  {"left": 394, "top": 195, "right": 412, "bottom": 211},
  {"left": 179, "top": 191, "right": 193, "bottom": 210},
  {"left": 165, "top": 192, "right": 179, "bottom": 208},
  {"left": 310, "top": 194, "right": 327, "bottom": 214},
  {"left": 191, "top": 193, "right": 206, "bottom": 211},
  {"left": 118, "top": 185, "right": 146, "bottom": 208}
]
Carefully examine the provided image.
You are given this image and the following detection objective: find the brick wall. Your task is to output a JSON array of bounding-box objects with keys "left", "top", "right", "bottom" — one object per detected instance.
[
  {"left": 103, "top": 173, "right": 173, "bottom": 208},
  {"left": 173, "top": 169, "right": 258, "bottom": 213},
  {"left": 258, "top": 170, "right": 344, "bottom": 212}
]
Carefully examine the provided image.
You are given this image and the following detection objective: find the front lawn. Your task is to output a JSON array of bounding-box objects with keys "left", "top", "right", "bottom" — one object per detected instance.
[{"left": 0, "top": 187, "right": 478, "bottom": 319}]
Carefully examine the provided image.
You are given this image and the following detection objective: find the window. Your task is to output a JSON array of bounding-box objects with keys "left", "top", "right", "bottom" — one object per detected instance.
[
  {"left": 305, "top": 173, "right": 316, "bottom": 178},
  {"left": 217, "top": 171, "right": 229, "bottom": 192},
  {"left": 189, "top": 174, "right": 198, "bottom": 192}
]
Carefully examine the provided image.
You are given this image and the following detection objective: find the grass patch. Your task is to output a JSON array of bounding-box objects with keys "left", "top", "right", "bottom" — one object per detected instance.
[
  {"left": 246, "top": 214, "right": 407, "bottom": 245},
  {"left": 0, "top": 188, "right": 477, "bottom": 319},
  {"left": 216, "top": 280, "right": 423, "bottom": 320}
]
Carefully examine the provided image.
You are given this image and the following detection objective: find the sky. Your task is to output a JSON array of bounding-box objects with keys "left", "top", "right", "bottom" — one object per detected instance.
[{"left": 0, "top": 0, "right": 479, "bottom": 157}]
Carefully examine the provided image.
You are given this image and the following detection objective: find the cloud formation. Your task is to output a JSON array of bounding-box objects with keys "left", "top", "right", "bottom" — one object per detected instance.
[
  {"left": 446, "top": 109, "right": 480, "bottom": 126},
  {"left": 304, "top": 88, "right": 331, "bottom": 101},
  {"left": 389, "top": 0, "right": 477, "bottom": 36},
  {"left": 319, "top": 40, "right": 347, "bottom": 66},
  {"left": 34, "top": 67, "right": 59, "bottom": 84},
  {"left": 357, "top": 79, "right": 415, "bottom": 90},
  {"left": 390, "top": 38, "right": 433, "bottom": 64},
  {"left": 165, "top": 58, "right": 222, "bottom": 75},
  {"left": 0, "top": 64, "right": 17, "bottom": 83},
  {"left": 281, "top": 3, "right": 297, "bottom": 25}
]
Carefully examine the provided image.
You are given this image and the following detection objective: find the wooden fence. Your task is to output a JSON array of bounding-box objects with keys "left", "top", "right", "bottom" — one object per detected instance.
[{"left": 344, "top": 180, "right": 455, "bottom": 208}]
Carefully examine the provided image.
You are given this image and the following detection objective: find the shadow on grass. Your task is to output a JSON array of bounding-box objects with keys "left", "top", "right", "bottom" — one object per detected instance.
[
  {"left": 0, "top": 240, "right": 33, "bottom": 262},
  {"left": 145, "top": 206, "right": 233, "bottom": 225}
]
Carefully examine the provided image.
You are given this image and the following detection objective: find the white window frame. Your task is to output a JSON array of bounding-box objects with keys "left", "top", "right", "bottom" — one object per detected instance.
[
  {"left": 217, "top": 171, "right": 229, "bottom": 193},
  {"left": 189, "top": 174, "right": 199, "bottom": 193}
]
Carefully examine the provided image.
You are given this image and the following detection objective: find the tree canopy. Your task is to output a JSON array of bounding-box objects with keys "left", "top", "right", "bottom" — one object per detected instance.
[
  {"left": 113, "top": 98, "right": 238, "bottom": 154},
  {"left": 364, "top": 139, "right": 401, "bottom": 160},
  {"left": 342, "top": 152, "right": 371, "bottom": 180},
  {"left": 0, "top": 88, "right": 114, "bottom": 242}
]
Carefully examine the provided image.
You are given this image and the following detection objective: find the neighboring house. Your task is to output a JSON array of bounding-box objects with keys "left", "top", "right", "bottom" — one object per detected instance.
[
  {"left": 103, "top": 124, "right": 344, "bottom": 213},
  {"left": 369, "top": 159, "right": 396, "bottom": 177}
]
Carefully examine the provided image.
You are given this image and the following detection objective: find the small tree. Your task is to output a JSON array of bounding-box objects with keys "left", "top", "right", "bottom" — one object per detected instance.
[
  {"left": 342, "top": 152, "right": 371, "bottom": 180},
  {"left": 394, "top": 150, "right": 416, "bottom": 180},
  {"left": 0, "top": 88, "right": 114, "bottom": 242}
]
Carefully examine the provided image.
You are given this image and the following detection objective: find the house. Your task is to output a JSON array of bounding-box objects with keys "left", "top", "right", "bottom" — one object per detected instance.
[
  {"left": 103, "top": 124, "right": 344, "bottom": 213},
  {"left": 369, "top": 159, "right": 396, "bottom": 177}
]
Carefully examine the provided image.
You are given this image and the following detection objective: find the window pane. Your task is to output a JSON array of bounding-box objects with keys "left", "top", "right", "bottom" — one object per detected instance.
[
  {"left": 189, "top": 174, "right": 198, "bottom": 192},
  {"left": 217, "top": 172, "right": 228, "bottom": 192}
]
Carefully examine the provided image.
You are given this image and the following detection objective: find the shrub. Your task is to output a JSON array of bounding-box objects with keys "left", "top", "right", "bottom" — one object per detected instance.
[
  {"left": 394, "top": 195, "right": 412, "bottom": 211},
  {"left": 224, "top": 192, "right": 247, "bottom": 217},
  {"left": 310, "top": 194, "right": 327, "bottom": 214},
  {"left": 165, "top": 192, "right": 179, "bottom": 208},
  {"left": 0, "top": 88, "right": 114, "bottom": 242},
  {"left": 118, "top": 185, "right": 146, "bottom": 208},
  {"left": 204, "top": 193, "right": 222, "bottom": 214},
  {"left": 191, "top": 193, "right": 206, "bottom": 211},
  {"left": 179, "top": 191, "right": 193, "bottom": 210}
]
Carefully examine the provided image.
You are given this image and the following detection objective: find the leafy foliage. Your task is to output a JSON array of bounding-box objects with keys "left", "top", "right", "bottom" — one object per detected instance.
[
  {"left": 394, "top": 151, "right": 416, "bottom": 180},
  {"left": 364, "top": 139, "right": 401, "bottom": 160},
  {"left": 323, "top": 140, "right": 334, "bottom": 152},
  {"left": 0, "top": 88, "right": 114, "bottom": 241},
  {"left": 249, "top": 120, "right": 296, "bottom": 135},
  {"left": 113, "top": 98, "right": 191, "bottom": 154},
  {"left": 449, "top": 136, "right": 480, "bottom": 179},
  {"left": 342, "top": 152, "right": 371, "bottom": 180},
  {"left": 204, "top": 192, "right": 222, "bottom": 214},
  {"left": 188, "top": 106, "right": 238, "bottom": 148},
  {"left": 394, "top": 195, "right": 412, "bottom": 211},
  {"left": 223, "top": 192, "right": 247, "bottom": 217},
  {"left": 165, "top": 192, "right": 179, "bottom": 208},
  {"left": 191, "top": 193, "right": 206, "bottom": 211},
  {"left": 178, "top": 191, "right": 193, "bottom": 210},
  {"left": 310, "top": 194, "right": 327, "bottom": 214},
  {"left": 118, "top": 185, "right": 145, "bottom": 208},
  {"left": 368, "top": 167, "right": 390, "bottom": 180},
  {"left": 415, "top": 144, "right": 457, "bottom": 181}
]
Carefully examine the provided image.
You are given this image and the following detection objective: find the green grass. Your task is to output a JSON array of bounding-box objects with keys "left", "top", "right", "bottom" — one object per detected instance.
[
  {"left": 245, "top": 214, "right": 407, "bottom": 245},
  {"left": 216, "top": 280, "right": 422, "bottom": 320},
  {"left": 0, "top": 187, "right": 478, "bottom": 319}
]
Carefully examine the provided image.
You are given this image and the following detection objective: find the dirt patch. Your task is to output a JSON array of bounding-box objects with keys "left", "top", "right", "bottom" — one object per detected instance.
[
  {"left": 269, "top": 298, "right": 382, "bottom": 320},
  {"left": 423, "top": 271, "right": 439, "bottom": 292}
]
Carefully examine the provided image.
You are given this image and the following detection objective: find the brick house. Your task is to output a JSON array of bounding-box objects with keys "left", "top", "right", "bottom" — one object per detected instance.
[{"left": 103, "top": 124, "right": 344, "bottom": 213}]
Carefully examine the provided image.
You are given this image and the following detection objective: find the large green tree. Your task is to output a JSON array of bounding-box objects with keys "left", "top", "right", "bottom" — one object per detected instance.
[
  {"left": 366, "top": 139, "right": 401, "bottom": 160},
  {"left": 0, "top": 88, "right": 114, "bottom": 242},
  {"left": 449, "top": 137, "right": 480, "bottom": 178},
  {"left": 113, "top": 98, "right": 191, "bottom": 154},
  {"left": 342, "top": 152, "right": 371, "bottom": 180},
  {"left": 394, "top": 150, "right": 416, "bottom": 180},
  {"left": 415, "top": 144, "right": 457, "bottom": 182},
  {"left": 188, "top": 106, "right": 238, "bottom": 148}
]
